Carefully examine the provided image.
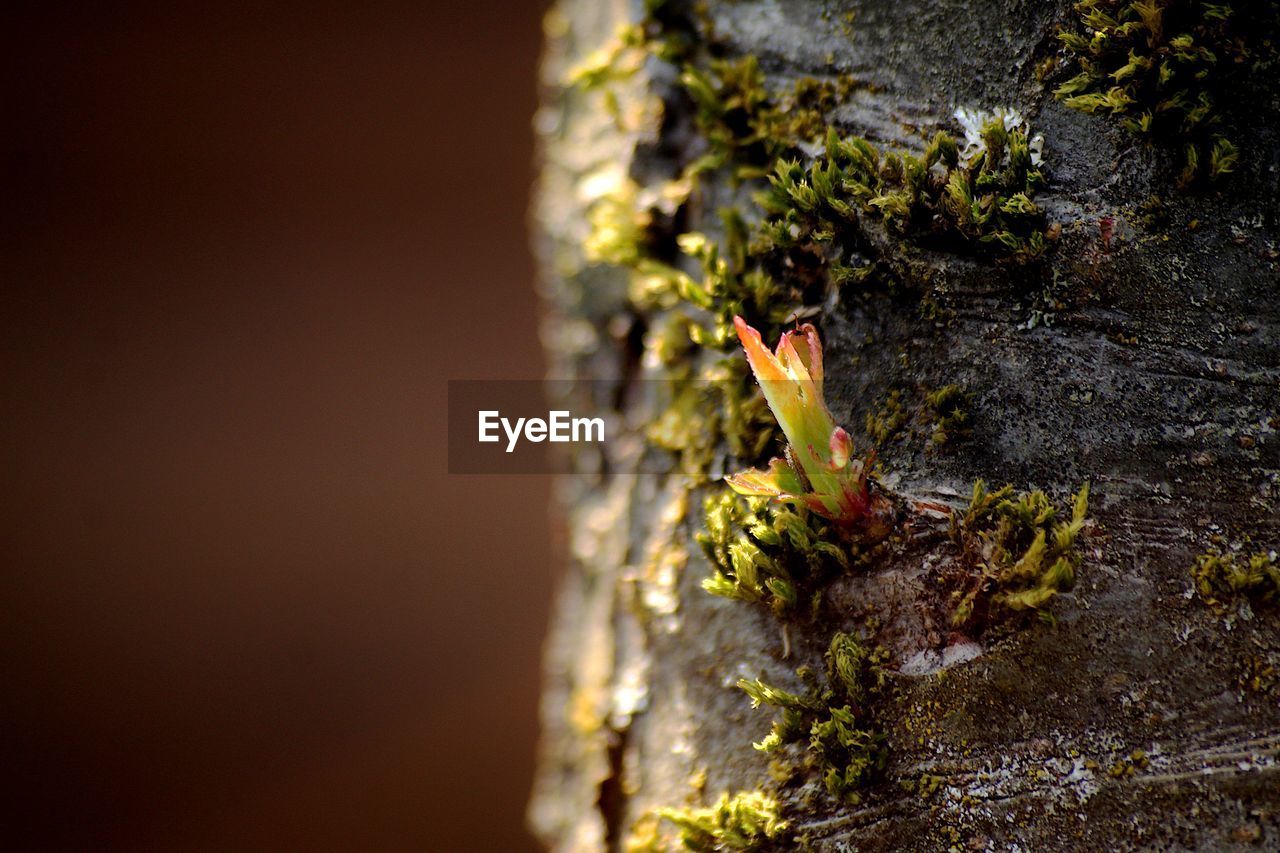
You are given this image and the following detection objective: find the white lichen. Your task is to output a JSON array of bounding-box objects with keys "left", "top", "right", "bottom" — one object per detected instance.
[{"left": 953, "top": 106, "right": 1044, "bottom": 168}]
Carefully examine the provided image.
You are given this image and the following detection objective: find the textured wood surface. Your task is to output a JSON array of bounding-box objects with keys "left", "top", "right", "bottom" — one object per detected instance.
[{"left": 531, "top": 1, "right": 1280, "bottom": 848}]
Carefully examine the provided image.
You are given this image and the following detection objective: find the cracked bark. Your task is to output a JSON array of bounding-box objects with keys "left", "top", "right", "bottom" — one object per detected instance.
[{"left": 529, "top": 0, "right": 1280, "bottom": 849}]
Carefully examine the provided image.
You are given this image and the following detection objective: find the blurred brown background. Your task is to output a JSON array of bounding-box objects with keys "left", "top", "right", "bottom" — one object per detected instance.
[{"left": 2, "top": 1, "right": 552, "bottom": 849}]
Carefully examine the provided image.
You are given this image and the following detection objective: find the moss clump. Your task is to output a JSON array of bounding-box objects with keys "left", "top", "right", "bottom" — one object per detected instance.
[
  {"left": 640, "top": 790, "right": 789, "bottom": 851},
  {"left": 865, "top": 389, "right": 910, "bottom": 447},
  {"left": 630, "top": 216, "right": 819, "bottom": 477},
  {"left": 699, "top": 489, "right": 852, "bottom": 616},
  {"left": 1055, "top": 0, "right": 1279, "bottom": 185},
  {"left": 914, "top": 773, "right": 945, "bottom": 798},
  {"left": 575, "top": 22, "right": 1047, "bottom": 470},
  {"left": 862, "top": 385, "right": 973, "bottom": 454},
  {"left": 946, "top": 481, "right": 1091, "bottom": 628},
  {"left": 1107, "top": 748, "right": 1150, "bottom": 778},
  {"left": 579, "top": 185, "right": 792, "bottom": 478},
  {"left": 1237, "top": 653, "right": 1278, "bottom": 693},
  {"left": 757, "top": 114, "right": 1051, "bottom": 263},
  {"left": 1191, "top": 546, "right": 1279, "bottom": 607},
  {"left": 578, "top": 67, "right": 837, "bottom": 476},
  {"left": 924, "top": 384, "right": 973, "bottom": 447},
  {"left": 634, "top": 214, "right": 802, "bottom": 351},
  {"left": 738, "top": 633, "right": 889, "bottom": 802},
  {"left": 583, "top": 174, "right": 654, "bottom": 270},
  {"left": 565, "top": 0, "right": 702, "bottom": 97},
  {"left": 683, "top": 56, "right": 861, "bottom": 180}
]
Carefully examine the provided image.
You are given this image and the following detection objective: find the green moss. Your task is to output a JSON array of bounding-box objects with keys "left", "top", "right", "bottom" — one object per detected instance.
[
  {"left": 946, "top": 481, "right": 1091, "bottom": 628},
  {"left": 899, "top": 771, "right": 946, "bottom": 799},
  {"left": 756, "top": 116, "right": 1051, "bottom": 262},
  {"left": 924, "top": 384, "right": 973, "bottom": 447},
  {"left": 564, "top": 6, "right": 1126, "bottom": 838},
  {"left": 630, "top": 219, "right": 809, "bottom": 477},
  {"left": 583, "top": 175, "right": 654, "bottom": 269},
  {"left": 1054, "top": 0, "right": 1278, "bottom": 185},
  {"left": 916, "top": 773, "right": 945, "bottom": 799},
  {"left": 642, "top": 312, "right": 778, "bottom": 478},
  {"left": 1191, "top": 545, "right": 1279, "bottom": 607},
  {"left": 1107, "top": 748, "right": 1150, "bottom": 778},
  {"left": 1237, "top": 653, "right": 1278, "bottom": 693},
  {"left": 646, "top": 790, "right": 790, "bottom": 851},
  {"left": 739, "top": 632, "right": 888, "bottom": 802},
  {"left": 865, "top": 389, "right": 910, "bottom": 447},
  {"left": 863, "top": 384, "right": 971, "bottom": 454},
  {"left": 579, "top": 184, "right": 793, "bottom": 477},
  {"left": 698, "top": 489, "right": 853, "bottom": 616},
  {"left": 636, "top": 216, "right": 802, "bottom": 349},
  {"left": 683, "top": 56, "right": 861, "bottom": 180},
  {"left": 566, "top": 23, "right": 648, "bottom": 92},
  {"left": 574, "top": 21, "right": 1037, "bottom": 476}
]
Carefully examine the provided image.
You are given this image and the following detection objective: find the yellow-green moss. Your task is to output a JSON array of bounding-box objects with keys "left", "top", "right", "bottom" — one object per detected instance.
[
  {"left": 1191, "top": 546, "right": 1279, "bottom": 607},
  {"left": 574, "top": 15, "right": 1045, "bottom": 478},
  {"left": 946, "top": 481, "right": 1091, "bottom": 628},
  {"left": 683, "top": 56, "right": 862, "bottom": 180},
  {"left": 1107, "top": 748, "right": 1150, "bottom": 778},
  {"left": 738, "top": 633, "right": 889, "bottom": 802},
  {"left": 866, "top": 389, "right": 910, "bottom": 447},
  {"left": 1237, "top": 653, "right": 1278, "bottom": 693},
  {"left": 756, "top": 118, "right": 1052, "bottom": 261},
  {"left": 863, "top": 385, "right": 972, "bottom": 453},
  {"left": 924, "top": 384, "right": 973, "bottom": 447},
  {"left": 698, "top": 489, "right": 853, "bottom": 616},
  {"left": 637, "top": 790, "right": 790, "bottom": 851},
  {"left": 1055, "top": 0, "right": 1279, "bottom": 185}
]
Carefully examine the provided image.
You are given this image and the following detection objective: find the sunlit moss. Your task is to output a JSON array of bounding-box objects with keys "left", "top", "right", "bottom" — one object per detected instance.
[
  {"left": 638, "top": 790, "right": 789, "bottom": 851},
  {"left": 947, "top": 481, "right": 1091, "bottom": 628},
  {"left": 698, "top": 489, "right": 850, "bottom": 616},
  {"left": 756, "top": 115, "right": 1052, "bottom": 261},
  {"left": 866, "top": 389, "right": 910, "bottom": 447},
  {"left": 738, "top": 632, "right": 889, "bottom": 802}
]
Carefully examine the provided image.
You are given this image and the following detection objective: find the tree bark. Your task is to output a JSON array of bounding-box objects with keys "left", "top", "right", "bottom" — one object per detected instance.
[{"left": 530, "top": 0, "right": 1280, "bottom": 849}]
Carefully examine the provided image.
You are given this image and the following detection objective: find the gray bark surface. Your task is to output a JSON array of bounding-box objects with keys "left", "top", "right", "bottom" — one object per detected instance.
[{"left": 530, "top": 1, "right": 1280, "bottom": 849}]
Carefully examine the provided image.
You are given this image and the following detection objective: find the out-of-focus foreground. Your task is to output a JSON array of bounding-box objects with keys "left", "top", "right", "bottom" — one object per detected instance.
[{"left": 3, "top": 2, "right": 550, "bottom": 849}]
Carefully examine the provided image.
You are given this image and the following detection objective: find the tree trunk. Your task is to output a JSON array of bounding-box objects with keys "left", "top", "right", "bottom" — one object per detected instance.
[{"left": 530, "top": 0, "right": 1280, "bottom": 849}]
